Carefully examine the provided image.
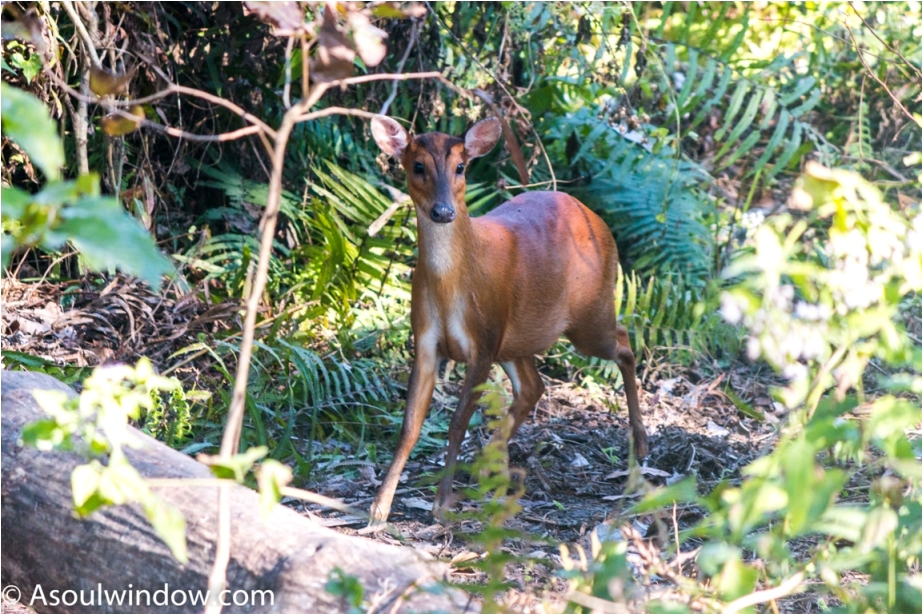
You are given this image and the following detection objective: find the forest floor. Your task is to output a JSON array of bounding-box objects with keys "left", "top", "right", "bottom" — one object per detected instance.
[
  {"left": 303, "top": 371, "right": 805, "bottom": 612},
  {"left": 3, "top": 275, "right": 818, "bottom": 611}
]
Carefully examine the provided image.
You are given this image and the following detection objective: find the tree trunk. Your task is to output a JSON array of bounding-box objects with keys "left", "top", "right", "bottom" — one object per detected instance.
[{"left": 0, "top": 370, "right": 472, "bottom": 613}]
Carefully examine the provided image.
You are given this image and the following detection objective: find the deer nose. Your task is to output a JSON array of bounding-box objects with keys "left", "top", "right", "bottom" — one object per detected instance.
[{"left": 430, "top": 203, "right": 455, "bottom": 224}]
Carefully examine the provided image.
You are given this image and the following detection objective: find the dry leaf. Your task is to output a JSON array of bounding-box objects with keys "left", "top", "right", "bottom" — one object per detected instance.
[
  {"left": 371, "top": 2, "right": 427, "bottom": 20},
  {"left": 310, "top": 3, "right": 355, "bottom": 83},
  {"left": 348, "top": 11, "right": 387, "bottom": 67},
  {"left": 243, "top": 1, "right": 304, "bottom": 35},
  {"left": 400, "top": 496, "right": 431, "bottom": 510},
  {"left": 604, "top": 466, "right": 671, "bottom": 480},
  {"left": 449, "top": 551, "right": 481, "bottom": 566}
]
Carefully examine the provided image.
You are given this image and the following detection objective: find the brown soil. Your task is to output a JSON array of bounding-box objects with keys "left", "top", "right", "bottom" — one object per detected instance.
[{"left": 301, "top": 373, "right": 785, "bottom": 611}]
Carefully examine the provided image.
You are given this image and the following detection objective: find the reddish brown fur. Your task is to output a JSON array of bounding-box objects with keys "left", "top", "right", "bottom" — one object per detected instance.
[{"left": 368, "top": 119, "right": 647, "bottom": 525}]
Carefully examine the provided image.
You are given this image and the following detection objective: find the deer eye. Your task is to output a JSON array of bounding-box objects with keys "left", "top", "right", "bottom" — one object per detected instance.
[
  {"left": 413, "top": 161, "right": 424, "bottom": 175},
  {"left": 456, "top": 163, "right": 465, "bottom": 175}
]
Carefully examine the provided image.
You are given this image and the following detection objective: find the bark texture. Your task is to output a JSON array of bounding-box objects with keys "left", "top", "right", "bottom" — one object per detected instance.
[{"left": 1, "top": 370, "right": 471, "bottom": 613}]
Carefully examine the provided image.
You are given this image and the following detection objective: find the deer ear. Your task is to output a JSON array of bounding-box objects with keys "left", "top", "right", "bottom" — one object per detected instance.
[
  {"left": 371, "top": 115, "right": 408, "bottom": 159},
  {"left": 464, "top": 117, "right": 502, "bottom": 159}
]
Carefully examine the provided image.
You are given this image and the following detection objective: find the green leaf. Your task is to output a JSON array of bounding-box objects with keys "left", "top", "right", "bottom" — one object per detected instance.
[
  {"left": 52, "top": 195, "right": 173, "bottom": 289},
  {"left": 258, "top": 459, "right": 293, "bottom": 517},
  {"left": 71, "top": 462, "right": 103, "bottom": 508},
  {"left": 724, "top": 387, "right": 764, "bottom": 421},
  {"left": 21, "top": 418, "right": 69, "bottom": 451},
  {"left": 0, "top": 185, "right": 31, "bottom": 221},
  {"left": 143, "top": 497, "right": 188, "bottom": 564},
  {"left": 814, "top": 505, "right": 868, "bottom": 543},
  {"left": 201, "top": 446, "right": 268, "bottom": 482},
  {"left": 1, "top": 234, "right": 14, "bottom": 268},
  {"left": 9, "top": 51, "right": 41, "bottom": 84},
  {"left": 629, "top": 476, "right": 698, "bottom": 513},
  {"left": 0, "top": 82, "right": 64, "bottom": 181},
  {"left": 779, "top": 75, "right": 816, "bottom": 106},
  {"left": 715, "top": 557, "right": 759, "bottom": 602}
]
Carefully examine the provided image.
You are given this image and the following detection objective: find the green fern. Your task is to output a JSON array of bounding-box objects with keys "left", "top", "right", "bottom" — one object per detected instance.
[
  {"left": 552, "top": 109, "right": 714, "bottom": 279},
  {"left": 181, "top": 160, "right": 412, "bottom": 322},
  {"left": 651, "top": 4, "right": 833, "bottom": 182},
  {"left": 145, "top": 385, "right": 194, "bottom": 448}
]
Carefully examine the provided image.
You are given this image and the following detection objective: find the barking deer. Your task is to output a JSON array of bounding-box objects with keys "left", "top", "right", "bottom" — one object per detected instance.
[{"left": 368, "top": 115, "right": 647, "bottom": 524}]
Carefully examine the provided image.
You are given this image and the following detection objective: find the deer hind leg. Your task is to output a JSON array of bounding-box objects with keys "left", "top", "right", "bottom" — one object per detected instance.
[
  {"left": 568, "top": 316, "right": 648, "bottom": 458},
  {"left": 498, "top": 357, "right": 545, "bottom": 443},
  {"left": 434, "top": 358, "right": 493, "bottom": 515},
  {"left": 464, "top": 357, "right": 546, "bottom": 491}
]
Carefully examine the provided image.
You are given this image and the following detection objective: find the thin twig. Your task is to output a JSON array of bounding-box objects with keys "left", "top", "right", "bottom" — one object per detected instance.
[
  {"left": 334, "top": 70, "right": 468, "bottom": 99},
  {"left": 282, "top": 35, "right": 295, "bottom": 109},
  {"left": 60, "top": 0, "right": 101, "bottom": 66},
  {"left": 722, "top": 572, "right": 806, "bottom": 614},
  {"left": 380, "top": 22, "right": 419, "bottom": 115},
  {"left": 281, "top": 486, "right": 367, "bottom": 517},
  {"left": 203, "top": 92, "right": 303, "bottom": 614},
  {"left": 507, "top": 177, "right": 582, "bottom": 189},
  {"left": 297, "top": 106, "right": 381, "bottom": 123},
  {"left": 204, "top": 483, "right": 231, "bottom": 614},
  {"left": 844, "top": 22, "right": 916, "bottom": 124},
  {"left": 847, "top": 2, "right": 922, "bottom": 80},
  {"left": 44, "top": 68, "right": 277, "bottom": 144}
]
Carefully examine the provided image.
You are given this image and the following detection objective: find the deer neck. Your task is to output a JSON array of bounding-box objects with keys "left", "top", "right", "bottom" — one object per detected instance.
[{"left": 416, "top": 212, "right": 478, "bottom": 292}]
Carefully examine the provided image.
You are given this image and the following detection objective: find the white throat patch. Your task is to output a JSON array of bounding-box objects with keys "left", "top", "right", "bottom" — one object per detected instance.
[{"left": 420, "top": 220, "right": 456, "bottom": 276}]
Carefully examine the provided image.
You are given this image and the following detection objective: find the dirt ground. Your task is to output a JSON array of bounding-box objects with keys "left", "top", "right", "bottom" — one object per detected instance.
[
  {"left": 300, "top": 373, "right": 788, "bottom": 612},
  {"left": 2, "top": 276, "right": 807, "bottom": 611}
]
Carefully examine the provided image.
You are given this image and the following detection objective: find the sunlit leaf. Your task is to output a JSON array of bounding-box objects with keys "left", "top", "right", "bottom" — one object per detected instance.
[
  {"left": 143, "top": 497, "right": 188, "bottom": 564},
  {"left": 71, "top": 462, "right": 103, "bottom": 509},
  {"left": 1, "top": 82, "right": 64, "bottom": 180},
  {"left": 199, "top": 446, "right": 268, "bottom": 482},
  {"left": 39, "top": 191, "right": 173, "bottom": 289},
  {"left": 257, "top": 459, "right": 293, "bottom": 517}
]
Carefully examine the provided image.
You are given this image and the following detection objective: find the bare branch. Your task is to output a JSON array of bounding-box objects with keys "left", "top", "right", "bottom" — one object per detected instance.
[
  {"left": 60, "top": 0, "right": 101, "bottom": 66},
  {"left": 296, "top": 106, "right": 380, "bottom": 123},
  {"left": 722, "top": 572, "right": 806, "bottom": 614},
  {"left": 844, "top": 22, "right": 916, "bottom": 124},
  {"left": 847, "top": 2, "right": 922, "bottom": 80},
  {"left": 204, "top": 484, "right": 231, "bottom": 614},
  {"left": 379, "top": 22, "right": 419, "bottom": 115},
  {"left": 282, "top": 35, "right": 295, "bottom": 109},
  {"left": 332, "top": 70, "right": 469, "bottom": 99},
  {"left": 44, "top": 68, "right": 277, "bottom": 144}
]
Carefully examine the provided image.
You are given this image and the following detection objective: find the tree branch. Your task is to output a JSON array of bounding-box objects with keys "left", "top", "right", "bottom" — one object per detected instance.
[
  {"left": 379, "top": 22, "right": 419, "bottom": 115},
  {"left": 60, "top": 0, "right": 101, "bottom": 66},
  {"left": 722, "top": 572, "right": 806, "bottom": 614},
  {"left": 844, "top": 22, "right": 916, "bottom": 124},
  {"left": 847, "top": 2, "right": 922, "bottom": 80}
]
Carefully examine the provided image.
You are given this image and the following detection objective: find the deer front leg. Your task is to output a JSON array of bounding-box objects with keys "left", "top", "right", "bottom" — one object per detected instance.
[
  {"left": 433, "top": 358, "right": 493, "bottom": 517},
  {"left": 369, "top": 336, "right": 439, "bottom": 526}
]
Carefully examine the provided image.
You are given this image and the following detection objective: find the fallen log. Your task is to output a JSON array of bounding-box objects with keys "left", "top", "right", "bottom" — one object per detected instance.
[{"left": 1, "top": 370, "right": 471, "bottom": 613}]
